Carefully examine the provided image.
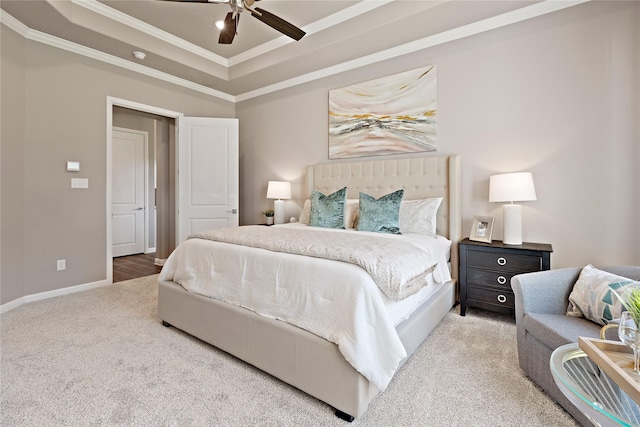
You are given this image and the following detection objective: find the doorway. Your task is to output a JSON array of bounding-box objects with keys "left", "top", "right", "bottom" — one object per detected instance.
[{"left": 107, "top": 97, "right": 182, "bottom": 284}]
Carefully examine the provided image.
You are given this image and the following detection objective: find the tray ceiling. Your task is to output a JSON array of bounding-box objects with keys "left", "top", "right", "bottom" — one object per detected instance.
[{"left": 0, "top": 0, "right": 587, "bottom": 101}]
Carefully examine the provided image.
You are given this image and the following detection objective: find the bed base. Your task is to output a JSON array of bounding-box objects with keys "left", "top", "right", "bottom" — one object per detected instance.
[
  {"left": 158, "top": 278, "right": 455, "bottom": 419},
  {"left": 158, "top": 154, "right": 461, "bottom": 419},
  {"left": 161, "top": 319, "right": 352, "bottom": 424}
]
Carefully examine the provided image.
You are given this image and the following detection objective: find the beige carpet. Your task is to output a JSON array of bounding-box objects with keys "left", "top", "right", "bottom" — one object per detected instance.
[{"left": 1, "top": 275, "right": 578, "bottom": 426}]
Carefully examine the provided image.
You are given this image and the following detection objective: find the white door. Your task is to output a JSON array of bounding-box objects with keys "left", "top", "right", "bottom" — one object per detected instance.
[
  {"left": 178, "top": 117, "right": 239, "bottom": 243},
  {"left": 112, "top": 128, "right": 146, "bottom": 257}
]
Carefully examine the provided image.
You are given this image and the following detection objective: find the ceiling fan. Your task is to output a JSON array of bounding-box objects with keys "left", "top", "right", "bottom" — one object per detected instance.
[{"left": 163, "top": 0, "right": 306, "bottom": 45}]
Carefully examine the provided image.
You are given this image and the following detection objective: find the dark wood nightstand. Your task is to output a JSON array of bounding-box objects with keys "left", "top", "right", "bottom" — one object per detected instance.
[{"left": 459, "top": 238, "right": 553, "bottom": 316}]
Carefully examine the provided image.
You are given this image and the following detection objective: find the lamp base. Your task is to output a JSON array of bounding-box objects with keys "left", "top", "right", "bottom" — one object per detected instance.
[
  {"left": 502, "top": 204, "right": 523, "bottom": 245},
  {"left": 273, "top": 199, "right": 285, "bottom": 225}
]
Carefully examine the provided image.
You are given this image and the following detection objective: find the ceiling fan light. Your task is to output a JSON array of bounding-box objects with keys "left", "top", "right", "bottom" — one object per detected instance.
[{"left": 215, "top": 20, "right": 225, "bottom": 30}]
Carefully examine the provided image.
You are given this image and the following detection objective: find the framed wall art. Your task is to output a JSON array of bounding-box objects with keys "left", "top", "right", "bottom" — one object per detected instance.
[
  {"left": 328, "top": 65, "right": 437, "bottom": 159},
  {"left": 469, "top": 215, "right": 495, "bottom": 243}
]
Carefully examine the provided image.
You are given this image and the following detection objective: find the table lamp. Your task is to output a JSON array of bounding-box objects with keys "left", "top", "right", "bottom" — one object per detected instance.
[
  {"left": 489, "top": 172, "right": 537, "bottom": 245},
  {"left": 266, "top": 181, "right": 291, "bottom": 225}
]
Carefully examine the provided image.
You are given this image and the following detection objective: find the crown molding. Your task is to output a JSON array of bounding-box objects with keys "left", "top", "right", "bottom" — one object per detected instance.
[
  {"left": 235, "top": 0, "right": 590, "bottom": 101},
  {"left": 0, "top": 9, "right": 29, "bottom": 36},
  {"left": 76, "top": 0, "right": 392, "bottom": 68},
  {"left": 2, "top": 0, "right": 590, "bottom": 103},
  {"left": 1, "top": 10, "right": 235, "bottom": 102},
  {"left": 74, "top": 0, "right": 230, "bottom": 66},
  {"left": 227, "top": 0, "right": 393, "bottom": 66}
]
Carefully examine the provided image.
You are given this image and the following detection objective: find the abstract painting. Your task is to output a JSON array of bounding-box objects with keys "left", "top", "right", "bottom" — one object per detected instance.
[{"left": 329, "top": 65, "right": 437, "bottom": 159}]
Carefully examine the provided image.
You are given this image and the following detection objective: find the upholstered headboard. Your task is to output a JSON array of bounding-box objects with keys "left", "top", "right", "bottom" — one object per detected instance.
[{"left": 305, "top": 155, "right": 462, "bottom": 281}]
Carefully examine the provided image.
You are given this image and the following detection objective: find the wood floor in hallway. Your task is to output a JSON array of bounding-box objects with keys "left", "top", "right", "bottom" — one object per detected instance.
[{"left": 113, "top": 252, "right": 162, "bottom": 283}]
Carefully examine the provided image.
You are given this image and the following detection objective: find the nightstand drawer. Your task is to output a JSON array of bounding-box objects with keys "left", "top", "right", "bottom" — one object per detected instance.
[
  {"left": 466, "top": 268, "right": 515, "bottom": 289},
  {"left": 467, "top": 251, "right": 541, "bottom": 273},
  {"left": 458, "top": 238, "right": 552, "bottom": 317},
  {"left": 467, "top": 286, "right": 514, "bottom": 309}
]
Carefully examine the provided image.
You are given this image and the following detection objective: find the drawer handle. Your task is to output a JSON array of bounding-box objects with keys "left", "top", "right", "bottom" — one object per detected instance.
[
  {"left": 497, "top": 257, "right": 507, "bottom": 266},
  {"left": 497, "top": 276, "right": 507, "bottom": 285},
  {"left": 497, "top": 294, "right": 507, "bottom": 303}
]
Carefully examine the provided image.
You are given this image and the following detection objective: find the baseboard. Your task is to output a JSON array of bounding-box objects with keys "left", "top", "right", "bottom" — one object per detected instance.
[
  {"left": 0, "top": 298, "right": 24, "bottom": 314},
  {"left": 0, "top": 278, "right": 110, "bottom": 314},
  {"left": 155, "top": 258, "right": 166, "bottom": 267}
]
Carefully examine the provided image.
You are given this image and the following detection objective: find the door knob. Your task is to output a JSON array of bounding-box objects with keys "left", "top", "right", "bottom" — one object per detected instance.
[{"left": 133, "top": 207, "right": 143, "bottom": 211}]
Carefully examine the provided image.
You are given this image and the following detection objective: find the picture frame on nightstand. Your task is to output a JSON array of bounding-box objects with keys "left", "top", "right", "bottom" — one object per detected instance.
[{"left": 469, "top": 215, "right": 495, "bottom": 243}]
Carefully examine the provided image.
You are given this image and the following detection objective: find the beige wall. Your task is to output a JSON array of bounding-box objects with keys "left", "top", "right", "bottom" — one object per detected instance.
[
  {"left": 1, "top": 27, "right": 27, "bottom": 304},
  {"left": 237, "top": 1, "right": 640, "bottom": 268},
  {"left": 0, "top": 26, "right": 234, "bottom": 305},
  {"left": 1, "top": 1, "right": 639, "bottom": 307}
]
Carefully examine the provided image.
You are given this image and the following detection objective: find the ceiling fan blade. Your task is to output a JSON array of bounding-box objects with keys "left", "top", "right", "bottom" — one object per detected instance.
[
  {"left": 251, "top": 7, "right": 305, "bottom": 41},
  {"left": 218, "top": 12, "right": 237, "bottom": 44}
]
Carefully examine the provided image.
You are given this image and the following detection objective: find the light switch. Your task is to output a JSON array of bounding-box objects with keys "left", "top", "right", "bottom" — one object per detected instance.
[
  {"left": 66, "top": 161, "right": 80, "bottom": 172},
  {"left": 71, "top": 178, "right": 89, "bottom": 189}
]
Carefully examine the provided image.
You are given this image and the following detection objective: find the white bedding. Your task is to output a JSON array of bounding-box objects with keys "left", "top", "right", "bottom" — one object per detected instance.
[
  {"left": 158, "top": 224, "right": 452, "bottom": 391},
  {"left": 190, "top": 224, "right": 449, "bottom": 301}
]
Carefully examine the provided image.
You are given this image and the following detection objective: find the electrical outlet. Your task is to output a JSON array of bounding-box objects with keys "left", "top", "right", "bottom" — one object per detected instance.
[{"left": 57, "top": 259, "right": 66, "bottom": 271}]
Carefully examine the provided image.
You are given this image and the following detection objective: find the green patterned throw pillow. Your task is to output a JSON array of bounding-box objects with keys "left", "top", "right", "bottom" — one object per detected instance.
[
  {"left": 309, "top": 187, "right": 347, "bottom": 229},
  {"left": 566, "top": 264, "right": 636, "bottom": 325},
  {"left": 357, "top": 189, "right": 404, "bottom": 234}
]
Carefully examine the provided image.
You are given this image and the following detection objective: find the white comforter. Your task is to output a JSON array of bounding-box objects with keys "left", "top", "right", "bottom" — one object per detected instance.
[
  {"left": 191, "top": 225, "right": 447, "bottom": 301},
  {"left": 159, "top": 224, "right": 451, "bottom": 391}
]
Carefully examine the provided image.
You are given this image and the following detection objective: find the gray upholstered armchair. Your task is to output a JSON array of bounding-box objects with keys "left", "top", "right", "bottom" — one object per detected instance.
[{"left": 511, "top": 266, "right": 640, "bottom": 426}]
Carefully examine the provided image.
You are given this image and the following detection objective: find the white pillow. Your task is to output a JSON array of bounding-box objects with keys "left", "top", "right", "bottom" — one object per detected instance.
[
  {"left": 344, "top": 199, "right": 359, "bottom": 229},
  {"left": 299, "top": 198, "right": 359, "bottom": 228},
  {"left": 399, "top": 197, "right": 443, "bottom": 236},
  {"left": 299, "top": 199, "right": 311, "bottom": 224},
  {"left": 566, "top": 264, "right": 636, "bottom": 326}
]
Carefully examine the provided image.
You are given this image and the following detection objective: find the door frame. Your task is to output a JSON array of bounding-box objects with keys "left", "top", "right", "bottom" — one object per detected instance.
[
  {"left": 106, "top": 97, "right": 183, "bottom": 284},
  {"left": 111, "top": 126, "right": 149, "bottom": 256}
]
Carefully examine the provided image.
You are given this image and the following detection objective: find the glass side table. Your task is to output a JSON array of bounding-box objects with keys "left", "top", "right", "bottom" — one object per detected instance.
[{"left": 550, "top": 343, "right": 640, "bottom": 426}]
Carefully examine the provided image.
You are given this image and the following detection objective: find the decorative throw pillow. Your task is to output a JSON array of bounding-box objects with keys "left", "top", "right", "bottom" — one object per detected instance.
[
  {"left": 308, "top": 187, "right": 347, "bottom": 229},
  {"left": 566, "top": 264, "right": 636, "bottom": 326},
  {"left": 299, "top": 199, "right": 311, "bottom": 224},
  {"left": 357, "top": 189, "right": 404, "bottom": 234},
  {"left": 344, "top": 199, "right": 359, "bottom": 229},
  {"left": 399, "top": 197, "right": 443, "bottom": 236},
  {"left": 301, "top": 197, "right": 357, "bottom": 228}
]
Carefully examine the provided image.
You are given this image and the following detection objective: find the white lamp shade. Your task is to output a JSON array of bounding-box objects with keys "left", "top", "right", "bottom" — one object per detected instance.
[
  {"left": 489, "top": 172, "right": 537, "bottom": 203},
  {"left": 266, "top": 181, "right": 291, "bottom": 200}
]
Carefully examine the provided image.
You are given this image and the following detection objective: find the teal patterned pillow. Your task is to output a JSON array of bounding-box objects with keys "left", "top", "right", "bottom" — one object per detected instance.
[
  {"left": 357, "top": 189, "right": 404, "bottom": 234},
  {"left": 309, "top": 187, "right": 347, "bottom": 229},
  {"left": 566, "top": 264, "right": 636, "bottom": 325}
]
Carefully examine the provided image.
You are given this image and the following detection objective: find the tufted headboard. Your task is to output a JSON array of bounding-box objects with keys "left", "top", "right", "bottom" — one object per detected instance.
[{"left": 305, "top": 155, "right": 462, "bottom": 281}]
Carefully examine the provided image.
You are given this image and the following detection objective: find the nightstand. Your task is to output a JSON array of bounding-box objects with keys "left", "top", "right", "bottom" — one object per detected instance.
[{"left": 459, "top": 238, "right": 552, "bottom": 316}]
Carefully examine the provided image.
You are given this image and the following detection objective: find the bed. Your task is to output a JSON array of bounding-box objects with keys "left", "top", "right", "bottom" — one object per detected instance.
[{"left": 157, "top": 154, "right": 461, "bottom": 421}]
